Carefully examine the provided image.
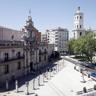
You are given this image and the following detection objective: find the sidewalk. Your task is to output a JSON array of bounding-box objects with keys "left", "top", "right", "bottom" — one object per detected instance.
[
  {"left": 35, "top": 60, "right": 96, "bottom": 96},
  {"left": 1, "top": 58, "right": 96, "bottom": 96},
  {"left": 0, "top": 59, "right": 63, "bottom": 96}
]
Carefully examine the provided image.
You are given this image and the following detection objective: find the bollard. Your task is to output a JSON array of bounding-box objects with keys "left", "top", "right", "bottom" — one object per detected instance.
[
  {"left": 15, "top": 80, "right": 18, "bottom": 93},
  {"left": 6, "top": 79, "right": 9, "bottom": 91},
  {"left": 46, "top": 71, "right": 49, "bottom": 80},
  {"left": 56, "top": 66, "right": 57, "bottom": 72},
  {"left": 88, "top": 74, "right": 90, "bottom": 78},
  {"left": 38, "top": 75, "right": 40, "bottom": 86},
  {"left": 53, "top": 68, "right": 55, "bottom": 74},
  {"left": 33, "top": 78, "right": 35, "bottom": 90},
  {"left": 25, "top": 81, "right": 29, "bottom": 95},
  {"left": 83, "top": 87, "right": 87, "bottom": 93},
  {"left": 50, "top": 69, "right": 51, "bottom": 78},
  {"left": 35, "top": 94, "right": 38, "bottom": 96},
  {"left": 43, "top": 73, "right": 45, "bottom": 82}
]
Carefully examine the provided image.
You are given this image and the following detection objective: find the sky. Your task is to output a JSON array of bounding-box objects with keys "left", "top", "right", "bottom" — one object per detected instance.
[{"left": 0, "top": 0, "right": 96, "bottom": 38}]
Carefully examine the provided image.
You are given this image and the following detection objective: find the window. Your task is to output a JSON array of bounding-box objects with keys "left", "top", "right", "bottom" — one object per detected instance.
[
  {"left": 77, "top": 16, "right": 78, "bottom": 19},
  {"left": 39, "top": 56, "right": 41, "bottom": 62},
  {"left": 44, "top": 49, "right": 47, "bottom": 54},
  {"left": 5, "top": 65, "right": 9, "bottom": 74},
  {"left": 17, "top": 62, "right": 21, "bottom": 70},
  {"left": 12, "top": 49, "right": 15, "bottom": 53},
  {"left": 11, "top": 35, "right": 14, "bottom": 40},
  {"left": 39, "top": 50, "right": 42, "bottom": 55},
  {"left": 4, "top": 53, "right": 9, "bottom": 61},
  {"left": 17, "top": 52, "right": 21, "bottom": 58},
  {"left": 77, "top": 25, "right": 78, "bottom": 28},
  {"left": 55, "top": 37, "right": 58, "bottom": 40},
  {"left": 80, "top": 25, "right": 81, "bottom": 28},
  {"left": 80, "top": 16, "right": 82, "bottom": 19},
  {"left": 44, "top": 55, "right": 46, "bottom": 61},
  {"left": 80, "top": 32, "right": 82, "bottom": 36}
]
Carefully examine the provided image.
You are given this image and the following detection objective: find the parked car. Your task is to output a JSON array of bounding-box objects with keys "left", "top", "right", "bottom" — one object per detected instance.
[{"left": 91, "top": 72, "right": 96, "bottom": 77}]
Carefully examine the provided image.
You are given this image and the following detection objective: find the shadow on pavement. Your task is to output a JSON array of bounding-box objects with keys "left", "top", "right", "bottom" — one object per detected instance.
[{"left": 0, "top": 61, "right": 58, "bottom": 92}]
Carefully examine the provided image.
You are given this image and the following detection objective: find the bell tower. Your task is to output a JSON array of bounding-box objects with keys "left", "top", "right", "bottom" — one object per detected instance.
[{"left": 73, "top": 6, "right": 85, "bottom": 39}]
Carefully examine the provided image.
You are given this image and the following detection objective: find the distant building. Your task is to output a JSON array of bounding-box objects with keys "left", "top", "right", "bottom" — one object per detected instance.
[
  {"left": 73, "top": 7, "right": 85, "bottom": 39},
  {"left": 41, "top": 33, "right": 47, "bottom": 44},
  {"left": 46, "top": 27, "right": 69, "bottom": 54}
]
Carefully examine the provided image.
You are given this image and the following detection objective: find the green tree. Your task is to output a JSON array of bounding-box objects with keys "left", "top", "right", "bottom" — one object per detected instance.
[
  {"left": 68, "top": 39, "right": 76, "bottom": 54},
  {"left": 69, "top": 32, "right": 96, "bottom": 63}
]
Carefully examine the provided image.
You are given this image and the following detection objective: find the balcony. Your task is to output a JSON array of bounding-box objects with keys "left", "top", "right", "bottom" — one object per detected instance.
[
  {"left": 39, "top": 51, "right": 47, "bottom": 55},
  {"left": 39, "top": 52, "right": 43, "bottom": 55},
  {"left": 44, "top": 51, "right": 47, "bottom": 54},
  {"left": 0, "top": 56, "right": 24, "bottom": 64},
  {"left": 0, "top": 40, "right": 24, "bottom": 48}
]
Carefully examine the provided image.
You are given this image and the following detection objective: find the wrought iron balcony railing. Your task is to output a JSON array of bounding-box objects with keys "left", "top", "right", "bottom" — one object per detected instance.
[{"left": 0, "top": 56, "right": 24, "bottom": 63}]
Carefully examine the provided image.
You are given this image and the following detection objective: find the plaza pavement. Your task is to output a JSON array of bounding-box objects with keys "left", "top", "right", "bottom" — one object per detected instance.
[{"left": 0, "top": 57, "right": 96, "bottom": 96}]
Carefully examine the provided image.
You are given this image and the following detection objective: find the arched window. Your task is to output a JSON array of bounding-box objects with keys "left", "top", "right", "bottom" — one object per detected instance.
[
  {"left": 17, "top": 52, "right": 21, "bottom": 58},
  {"left": 17, "top": 62, "right": 21, "bottom": 70},
  {"left": 5, "top": 64, "right": 9, "bottom": 74},
  {"left": 77, "top": 25, "right": 78, "bottom": 28},
  {"left": 80, "top": 16, "right": 82, "bottom": 19},
  {"left": 77, "top": 16, "right": 78, "bottom": 19},
  {"left": 80, "top": 32, "right": 82, "bottom": 36},
  {"left": 4, "top": 53, "right": 9, "bottom": 61},
  {"left": 39, "top": 50, "right": 42, "bottom": 55},
  {"left": 80, "top": 25, "right": 82, "bottom": 28}
]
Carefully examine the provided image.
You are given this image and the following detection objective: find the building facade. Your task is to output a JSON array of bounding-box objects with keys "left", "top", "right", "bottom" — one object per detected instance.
[
  {"left": 41, "top": 33, "right": 47, "bottom": 44},
  {"left": 0, "top": 41, "right": 24, "bottom": 84},
  {"left": 0, "top": 26, "right": 23, "bottom": 41},
  {"left": 73, "top": 7, "right": 85, "bottom": 39},
  {"left": 0, "top": 15, "right": 53, "bottom": 85},
  {"left": 46, "top": 27, "right": 69, "bottom": 54}
]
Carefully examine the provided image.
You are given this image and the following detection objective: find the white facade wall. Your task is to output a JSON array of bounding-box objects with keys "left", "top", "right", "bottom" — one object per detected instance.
[
  {"left": 47, "top": 44, "right": 54, "bottom": 56},
  {"left": 41, "top": 33, "right": 47, "bottom": 43},
  {"left": 0, "top": 48, "right": 23, "bottom": 61},
  {"left": 46, "top": 28, "right": 69, "bottom": 54}
]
